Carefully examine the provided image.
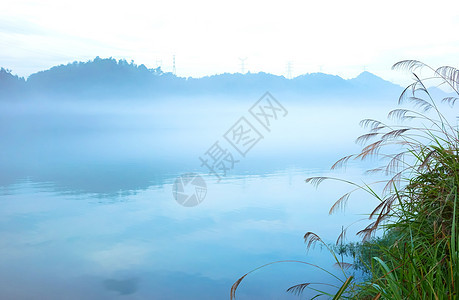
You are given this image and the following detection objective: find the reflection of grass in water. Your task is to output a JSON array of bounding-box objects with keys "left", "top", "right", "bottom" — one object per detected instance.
[{"left": 231, "top": 61, "right": 459, "bottom": 299}]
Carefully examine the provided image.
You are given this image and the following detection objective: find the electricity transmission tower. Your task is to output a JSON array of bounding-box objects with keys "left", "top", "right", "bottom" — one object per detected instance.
[
  {"left": 156, "top": 59, "right": 162, "bottom": 69},
  {"left": 239, "top": 57, "right": 247, "bottom": 74},
  {"left": 172, "top": 55, "right": 176, "bottom": 75},
  {"left": 286, "top": 61, "right": 293, "bottom": 79}
]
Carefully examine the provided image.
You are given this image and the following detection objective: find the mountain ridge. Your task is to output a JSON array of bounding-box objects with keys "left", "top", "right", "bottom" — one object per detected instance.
[{"left": 0, "top": 57, "right": 403, "bottom": 101}]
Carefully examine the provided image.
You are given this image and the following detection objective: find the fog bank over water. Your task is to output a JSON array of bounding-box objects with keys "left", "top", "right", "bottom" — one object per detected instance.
[{"left": 0, "top": 94, "right": 397, "bottom": 194}]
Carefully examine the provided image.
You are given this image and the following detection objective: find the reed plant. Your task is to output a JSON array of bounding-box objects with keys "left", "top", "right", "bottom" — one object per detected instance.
[{"left": 231, "top": 60, "right": 459, "bottom": 299}]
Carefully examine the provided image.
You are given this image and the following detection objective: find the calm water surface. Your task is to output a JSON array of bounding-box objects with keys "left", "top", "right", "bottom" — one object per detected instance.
[{"left": 0, "top": 96, "right": 391, "bottom": 299}]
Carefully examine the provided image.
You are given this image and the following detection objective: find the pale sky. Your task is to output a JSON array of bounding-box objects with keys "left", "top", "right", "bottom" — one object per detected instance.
[{"left": 1, "top": 0, "right": 459, "bottom": 82}]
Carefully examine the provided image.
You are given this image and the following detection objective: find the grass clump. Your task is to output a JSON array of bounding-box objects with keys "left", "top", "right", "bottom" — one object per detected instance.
[
  {"left": 315, "top": 60, "right": 459, "bottom": 299},
  {"left": 231, "top": 61, "right": 459, "bottom": 299}
]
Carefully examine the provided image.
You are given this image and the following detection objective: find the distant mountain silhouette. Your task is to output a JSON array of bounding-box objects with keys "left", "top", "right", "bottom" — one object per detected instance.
[
  {"left": 0, "top": 57, "right": 403, "bottom": 101},
  {"left": 0, "top": 68, "right": 26, "bottom": 100},
  {"left": 349, "top": 71, "right": 396, "bottom": 90}
]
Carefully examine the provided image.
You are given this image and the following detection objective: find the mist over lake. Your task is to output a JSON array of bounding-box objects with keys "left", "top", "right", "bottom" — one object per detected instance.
[
  {"left": 3, "top": 0, "right": 459, "bottom": 296},
  {"left": 0, "top": 59, "right": 413, "bottom": 299}
]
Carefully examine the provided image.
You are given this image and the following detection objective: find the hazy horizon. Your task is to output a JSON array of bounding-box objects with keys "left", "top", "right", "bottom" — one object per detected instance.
[{"left": 1, "top": 57, "right": 398, "bottom": 82}]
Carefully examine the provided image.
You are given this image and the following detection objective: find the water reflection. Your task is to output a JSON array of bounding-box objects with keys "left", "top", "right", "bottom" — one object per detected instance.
[{"left": 0, "top": 97, "right": 390, "bottom": 298}]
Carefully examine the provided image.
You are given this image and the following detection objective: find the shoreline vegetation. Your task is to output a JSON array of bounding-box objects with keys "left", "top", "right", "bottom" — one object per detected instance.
[{"left": 231, "top": 60, "right": 459, "bottom": 299}]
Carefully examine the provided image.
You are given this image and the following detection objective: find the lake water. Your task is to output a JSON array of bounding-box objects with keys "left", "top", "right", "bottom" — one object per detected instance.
[{"left": 0, "top": 94, "right": 394, "bottom": 299}]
